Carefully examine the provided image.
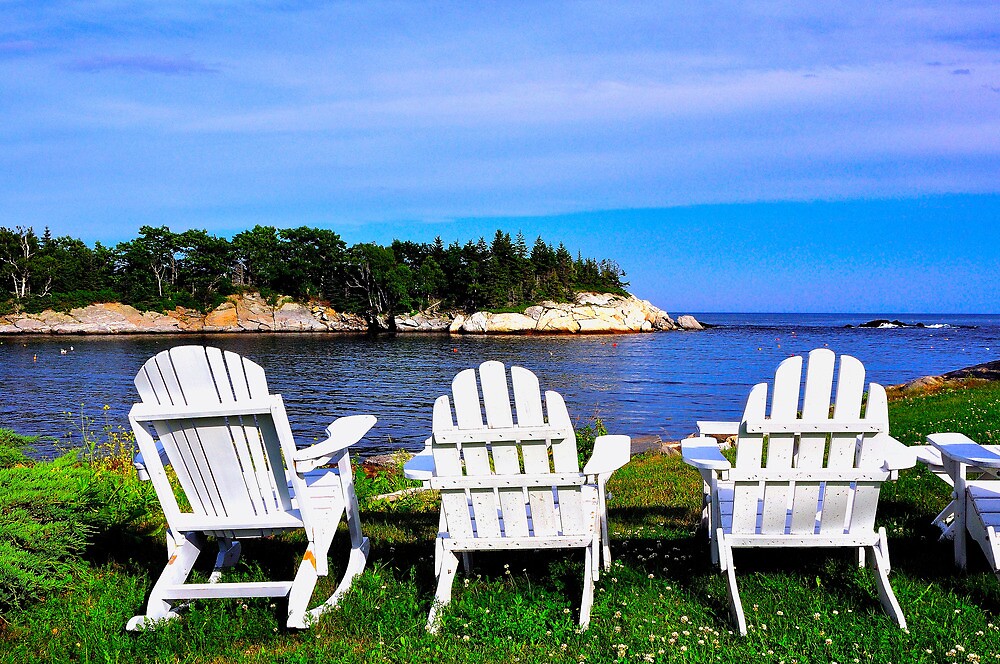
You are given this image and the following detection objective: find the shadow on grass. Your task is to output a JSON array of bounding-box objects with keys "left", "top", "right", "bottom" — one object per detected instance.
[{"left": 609, "top": 504, "right": 702, "bottom": 531}]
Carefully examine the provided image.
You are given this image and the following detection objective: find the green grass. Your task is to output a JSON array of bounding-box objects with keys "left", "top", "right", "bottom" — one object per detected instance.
[{"left": 4, "top": 385, "right": 1000, "bottom": 662}]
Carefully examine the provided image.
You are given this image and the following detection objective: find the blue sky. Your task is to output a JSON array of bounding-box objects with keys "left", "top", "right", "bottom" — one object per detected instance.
[{"left": 1, "top": 2, "right": 998, "bottom": 313}]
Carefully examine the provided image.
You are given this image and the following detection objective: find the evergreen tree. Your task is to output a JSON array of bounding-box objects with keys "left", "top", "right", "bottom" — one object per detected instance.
[{"left": 555, "top": 243, "right": 575, "bottom": 298}]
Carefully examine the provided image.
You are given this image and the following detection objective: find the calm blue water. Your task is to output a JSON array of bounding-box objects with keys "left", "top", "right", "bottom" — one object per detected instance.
[{"left": 1, "top": 312, "right": 997, "bottom": 459}]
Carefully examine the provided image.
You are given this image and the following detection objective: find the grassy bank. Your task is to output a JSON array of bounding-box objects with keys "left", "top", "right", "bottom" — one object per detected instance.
[{"left": 2, "top": 384, "right": 1000, "bottom": 663}]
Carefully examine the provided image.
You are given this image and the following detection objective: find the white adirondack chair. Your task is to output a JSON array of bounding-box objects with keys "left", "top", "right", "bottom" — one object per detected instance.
[
  {"left": 917, "top": 433, "right": 1000, "bottom": 575},
  {"left": 681, "top": 348, "right": 916, "bottom": 635},
  {"left": 424, "top": 361, "right": 631, "bottom": 632},
  {"left": 126, "top": 345, "right": 374, "bottom": 631}
]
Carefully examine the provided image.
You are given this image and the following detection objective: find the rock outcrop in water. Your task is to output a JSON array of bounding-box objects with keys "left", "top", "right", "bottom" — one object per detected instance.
[
  {"left": 887, "top": 359, "right": 1000, "bottom": 398},
  {"left": 0, "top": 292, "right": 702, "bottom": 335},
  {"left": 446, "top": 292, "right": 682, "bottom": 334}
]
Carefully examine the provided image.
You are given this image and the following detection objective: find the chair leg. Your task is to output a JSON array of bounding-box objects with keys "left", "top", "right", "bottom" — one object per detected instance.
[
  {"left": 717, "top": 530, "right": 747, "bottom": 636},
  {"left": 932, "top": 500, "right": 957, "bottom": 540},
  {"left": 954, "top": 472, "right": 969, "bottom": 569},
  {"left": 290, "top": 488, "right": 372, "bottom": 628},
  {"left": 988, "top": 526, "right": 1000, "bottom": 574},
  {"left": 700, "top": 476, "right": 712, "bottom": 532},
  {"left": 305, "top": 536, "right": 371, "bottom": 623},
  {"left": 599, "top": 475, "right": 612, "bottom": 572},
  {"left": 709, "top": 483, "right": 722, "bottom": 566},
  {"left": 434, "top": 535, "right": 445, "bottom": 576},
  {"left": 207, "top": 538, "right": 241, "bottom": 583},
  {"left": 592, "top": 530, "right": 601, "bottom": 582},
  {"left": 868, "top": 528, "right": 906, "bottom": 629},
  {"left": 579, "top": 544, "right": 595, "bottom": 630},
  {"left": 427, "top": 548, "right": 460, "bottom": 633},
  {"left": 287, "top": 536, "right": 327, "bottom": 629},
  {"left": 127, "top": 531, "right": 204, "bottom": 631}
]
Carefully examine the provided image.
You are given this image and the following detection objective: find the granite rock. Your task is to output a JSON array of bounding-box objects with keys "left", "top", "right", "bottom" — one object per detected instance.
[{"left": 676, "top": 315, "right": 704, "bottom": 331}]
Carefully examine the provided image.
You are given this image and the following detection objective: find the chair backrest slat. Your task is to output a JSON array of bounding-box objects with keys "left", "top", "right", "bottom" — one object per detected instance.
[
  {"left": 480, "top": 360, "right": 514, "bottom": 428},
  {"left": 771, "top": 355, "right": 803, "bottom": 419},
  {"left": 818, "top": 354, "right": 867, "bottom": 534},
  {"left": 205, "top": 347, "right": 235, "bottom": 403},
  {"left": 511, "top": 366, "right": 544, "bottom": 426},
  {"left": 432, "top": 394, "right": 475, "bottom": 538},
  {"left": 849, "top": 383, "right": 890, "bottom": 530},
  {"left": 789, "top": 349, "right": 836, "bottom": 533},
  {"left": 466, "top": 438, "right": 502, "bottom": 538},
  {"left": 225, "top": 346, "right": 282, "bottom": 512},
  {"left": 461, "top": 370, "right": 502, "bottom": 538},
  {"left": 227, "top": 414, "right": 269, "bottom": 515},
  {"left": 544, "top": 391, "right": 584, "bottom": 533},
  {"left": 833, "top": 354, "right": 866, "bottom": 421},
  {"left": 732, "top": 383, "right": 767, "bottom": 533},
  {"left": 225, "top": 349, "right": 253, "bottom": 401},
  {"left": 150, "top": 419, "right": 215, "bottom": 514},
  {"left": 169, "top": 346, "right": 221, "bottom": 404},
  {"left": 492, "top": 435, "right": 530, "bottom": 537},
  {"left": 802, "top": 349, "right": 836, "bottom": 419},
  {"left": 452, "top": 369, "right": 484, "bottom": 429},
  {"left": 153, "top": 350, "right": 186, "bottom": 404},
  {"left": 734, "top": 383, "right": 767, "bottom": 469},
  {"left": 760, "top": 356, "right": 799, "bottom": 535}
]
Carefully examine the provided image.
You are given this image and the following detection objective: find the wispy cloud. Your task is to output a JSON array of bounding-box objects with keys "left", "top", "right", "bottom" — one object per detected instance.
[
  {"left": 68, "top": 55, "right": 217, "bottom": 75},
  {"left": 0, "top": 40, "right": 38, "bottom": 54}
]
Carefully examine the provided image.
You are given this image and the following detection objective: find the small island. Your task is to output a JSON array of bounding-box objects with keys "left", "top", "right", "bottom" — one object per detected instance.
[{"left": 0, "top": 225, "right": 701, "bottom": 335}]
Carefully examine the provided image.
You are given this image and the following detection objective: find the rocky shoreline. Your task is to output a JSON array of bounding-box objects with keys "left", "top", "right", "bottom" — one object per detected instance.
[
  {"left": 0, "top": 291, "right": 704, "bottom": 336},
  {"left": 886, "top": 359, "right": 1000, "bottom": 398}
]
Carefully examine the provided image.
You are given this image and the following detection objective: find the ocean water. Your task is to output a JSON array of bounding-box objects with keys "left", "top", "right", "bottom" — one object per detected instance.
[{"left": 1, "top": 312, "right": 996, "bottom": 459}]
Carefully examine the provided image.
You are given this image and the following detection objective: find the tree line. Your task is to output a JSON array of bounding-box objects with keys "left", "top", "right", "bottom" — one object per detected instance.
[{"left": 0, "top": 225, "right": 627, "bottom": 332}]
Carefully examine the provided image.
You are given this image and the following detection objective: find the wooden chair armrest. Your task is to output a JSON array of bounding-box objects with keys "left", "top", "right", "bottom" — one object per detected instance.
[
  {"left": 928, "top": 432, "right": 1000, "bottom": 468},
  {"left": 874, "top": 433, "right": 917, "bottom": 471},
  {"left": 681, "top": 436, "right": 732, "bottom": 471},
  {"left": 911, "top": 444, "right": 944, "bottom": 467},
  {"left": 403, "top": 440, "right": 435, "bottom": 481},
  {"left": 696, "top": 421, "right": 740, "bottom": 437},
  {"left": 583, "top": 434, "right": 631, "bottom": 475},
  {"left": 293, "top": 415, "right": 376, "bottom": 471},
  {"left": 133, "top": 442, "right": 171, "bottom": 481}
]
